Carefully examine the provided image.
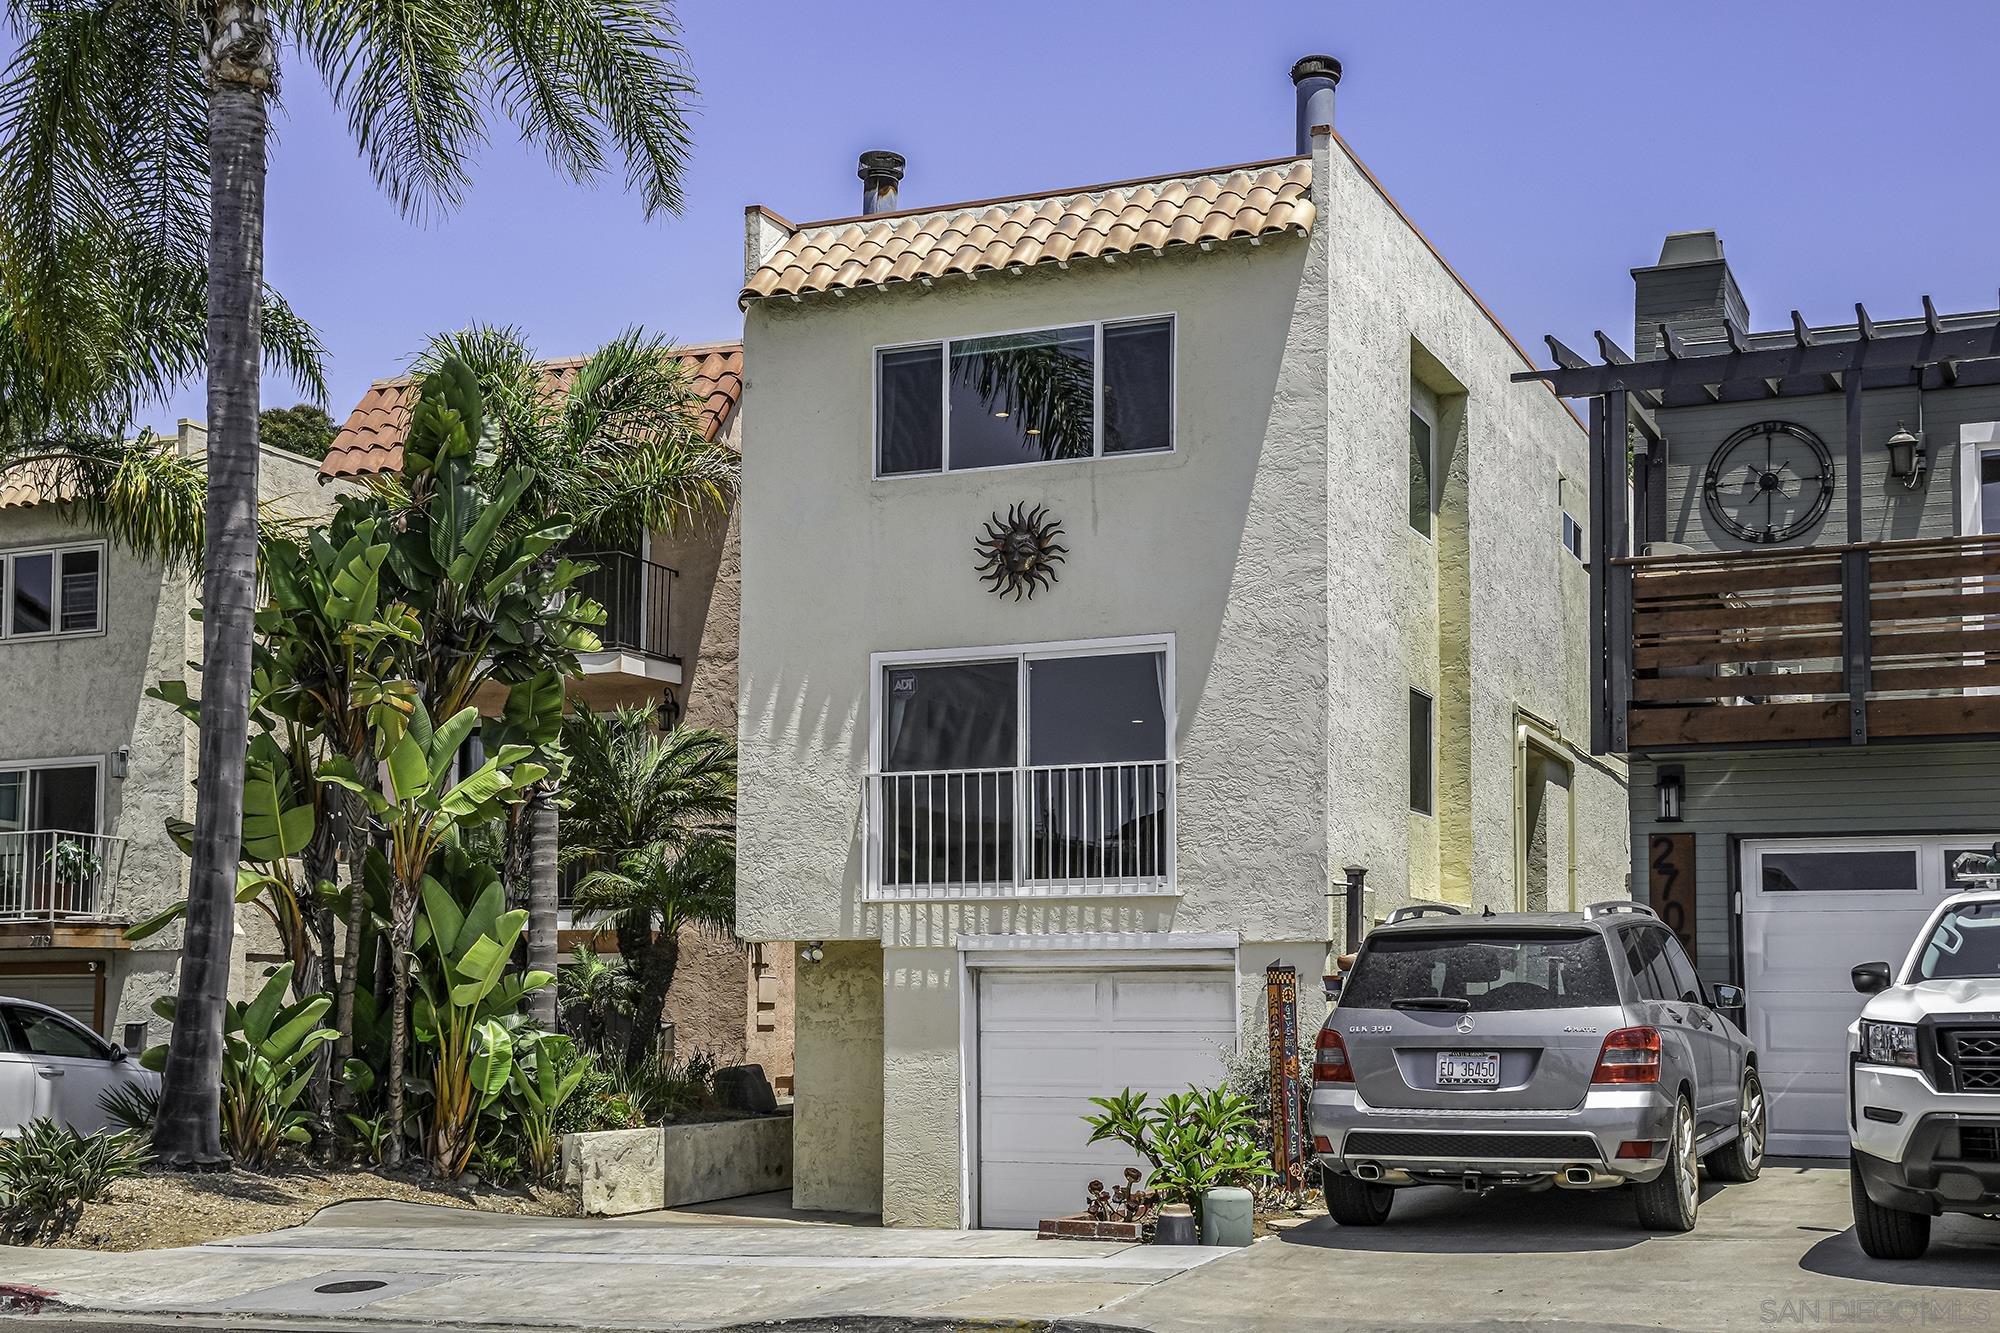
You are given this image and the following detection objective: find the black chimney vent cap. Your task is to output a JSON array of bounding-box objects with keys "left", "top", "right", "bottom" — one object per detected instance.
[
  {"left": 857, "top": 150, "right": 906, "bottom": 182},
  {"left": 1290, "top": 54, "right": 1342, "bottom": 86}
]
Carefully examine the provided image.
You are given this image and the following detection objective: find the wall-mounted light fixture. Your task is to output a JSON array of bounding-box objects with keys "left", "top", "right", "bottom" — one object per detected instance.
[
  {"left": 801, "top": 941, "right": 825, "bottom": 964},
  {"left": 1656, "top": 768, "right": 1684, "bottom": 823},
  {"left": 110, "top": 744, "right": 130, "bottom": 780},
  {"left": 1885, "top": 422, "right": 1927, "bottom": 488}
]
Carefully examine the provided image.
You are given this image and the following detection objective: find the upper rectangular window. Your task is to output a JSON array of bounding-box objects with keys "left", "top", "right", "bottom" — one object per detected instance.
[
  {"left": 0, "top": 544, "right": 102, "bottom": 640},
  {"left": 1559, "top": 475, "right": 1586, "bottom": 563},
  {"left": 875, "top": 316, "right": 1175, "bottom": 476},
  {"left": 1408, "top": 380, "right": 1437, "bottom": 538}
]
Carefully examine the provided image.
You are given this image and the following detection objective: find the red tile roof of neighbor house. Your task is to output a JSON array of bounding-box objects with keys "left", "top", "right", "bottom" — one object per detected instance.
[{"left": 319, "top": 341, "right": 745, "bottom": 481}]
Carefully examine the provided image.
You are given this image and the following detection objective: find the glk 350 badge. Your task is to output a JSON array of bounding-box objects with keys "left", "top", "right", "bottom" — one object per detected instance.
[{"left": 1347, "top": 1025, "right": 1393, "bottom": 1034}]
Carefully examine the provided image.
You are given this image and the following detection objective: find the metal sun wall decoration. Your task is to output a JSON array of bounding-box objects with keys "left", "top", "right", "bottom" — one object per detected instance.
[{"left": 974, "top": 502, "right": 1068, "bottom": 600}]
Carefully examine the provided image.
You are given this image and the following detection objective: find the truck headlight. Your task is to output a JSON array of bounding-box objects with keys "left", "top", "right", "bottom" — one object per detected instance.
[{"left": 1859, "top": 1020, "right": 1919, "bottom": 1069}]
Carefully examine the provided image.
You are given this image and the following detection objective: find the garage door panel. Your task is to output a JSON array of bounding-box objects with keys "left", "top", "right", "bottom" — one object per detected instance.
[
  {"left": 0, "top": 975, "right": 97, "bottom": 1030},
  {"left": 1742, "top": 837, "right": 1980, "bottom": 1161},
  {"left": 981, "top": 977, "right": 1100, "bottom": 1024},
  {"left": 977, "top": 967, "right": 1234, "bottom": 1229},
  {"left": 1108, "top": 975, "right": 1235, "bottom": 1026}
]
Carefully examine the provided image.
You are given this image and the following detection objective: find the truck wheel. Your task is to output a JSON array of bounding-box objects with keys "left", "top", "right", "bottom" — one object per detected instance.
[
  {"left": 1324, "top": 1172, "right": 1395, "bottom": 1226},
  {"left": 1633, "top": 1096, "right": 1699, "bottom": 1232},
  {"left": 1705, "top": 1069, "right": 1766, "bottom": 1183},
  {"left": 1850, "top": 1157, "right": 1931, "bottom": 1260}
]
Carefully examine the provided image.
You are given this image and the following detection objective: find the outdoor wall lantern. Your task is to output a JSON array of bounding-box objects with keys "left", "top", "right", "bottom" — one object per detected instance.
[
  {"left": 801, "top": 941, "right": 825, "bottom": 964},
  {"left": 110, "top": 744, "right": 130, "bottom": 780},
  {"left": 1885, "top": 422, "right": 1927, "bottom": 488},
  {"left": 1656, "top": 768, "right": 1684, "bottom": 823}
]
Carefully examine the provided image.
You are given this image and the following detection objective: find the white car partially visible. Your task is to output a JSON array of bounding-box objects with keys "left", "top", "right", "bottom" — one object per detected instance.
[{"left": 0, "top": 997, "right": 158, "bottom": 1136}]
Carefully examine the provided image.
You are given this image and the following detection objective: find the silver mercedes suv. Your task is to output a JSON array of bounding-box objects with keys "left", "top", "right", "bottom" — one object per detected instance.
[{"left": 1309, "top": 901, "right": 1764, "bottom": 1232}]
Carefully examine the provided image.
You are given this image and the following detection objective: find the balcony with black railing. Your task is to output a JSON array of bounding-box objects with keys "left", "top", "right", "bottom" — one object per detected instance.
[{"left": 573, "top": 550, "right": 679, "bottom": 672}]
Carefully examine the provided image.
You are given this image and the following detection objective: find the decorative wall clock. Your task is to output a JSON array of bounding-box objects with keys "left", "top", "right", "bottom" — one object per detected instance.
[
  {"left": 1701, "top": 420, "right": 1835, "bottom": 545},
  {"left": 974, "top": 503, "right": 1067, "bottom": 600}
]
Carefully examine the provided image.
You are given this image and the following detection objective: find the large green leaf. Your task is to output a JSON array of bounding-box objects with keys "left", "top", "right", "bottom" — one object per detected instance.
[
  {"left": 467, "top": 1019, "right": 514, "bottom": 1101},
  {"left": 385, "top": 732, "right": 429, "bottom": 803},
  {"left": 420, "top": 873, "right": 467, "bottom": 959},
  {"left": 239, "top": 964, "right": 294, "bottom": 1048},
  {"left": 427, "top": 706, "right": 483, "bottom": 788}
]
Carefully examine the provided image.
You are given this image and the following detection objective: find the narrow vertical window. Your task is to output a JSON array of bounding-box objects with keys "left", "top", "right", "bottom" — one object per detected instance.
[
  {"left": 59, "top": 548, "right": 101, "bottom": 633},
  {"left": 876, "top": 344, "right": 944, "bottom": 476},
  {"left": 1102, "top": 317, "right": 1174, "bottom": 455},
  {"left": 10, "top": 552, "right": 51, "bottom": 635},
  {"left": 1408, "top": 410, "right": 1434, "bottom": 537},
  {"left": 1409, "top": 688, "right": 1434, "bottom": 815},
  {"left": 1560, "top": 475, "right": 1586, "bottom": 563}
]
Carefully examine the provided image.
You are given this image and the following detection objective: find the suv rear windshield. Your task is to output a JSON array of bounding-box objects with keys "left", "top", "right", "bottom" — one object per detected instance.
[{"left": 1340, "top": 930, "right": 1620, "bottom": 1012}]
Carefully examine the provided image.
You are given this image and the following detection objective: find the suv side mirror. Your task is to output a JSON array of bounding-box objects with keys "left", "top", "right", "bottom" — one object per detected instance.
[
  {"left": 1852, "top": 961, "right": 1893, "bottom": 995},
  {"left": 1711, "top": 984, "right": 1745, "bottom": 1009},
  {"left": 108, "top": 1044, "right": 127, "bottom": 1063}
]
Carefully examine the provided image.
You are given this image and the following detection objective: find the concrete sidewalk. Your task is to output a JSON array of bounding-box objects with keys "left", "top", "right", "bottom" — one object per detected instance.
[{"left": 0, "top": 1199, "right": 1223, "bottom": 1330}]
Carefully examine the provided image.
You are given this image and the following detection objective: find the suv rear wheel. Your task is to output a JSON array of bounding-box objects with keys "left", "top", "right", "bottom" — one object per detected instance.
[
  {"left": 1633, "top": 1095, "right": 1699, "bottom": 1231},
  {"left": 1850, "top": 1158, "right": 1931, "bottom": 1260},
  {"left": 1324, "top": 1172, "right": 1395, "bottom": 1226},
  {"left": 1704, "top": 1069, "right": 1766, "bottom": 1183}
]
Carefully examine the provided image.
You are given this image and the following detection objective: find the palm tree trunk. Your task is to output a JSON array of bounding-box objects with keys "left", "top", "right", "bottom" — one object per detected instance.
[
  {"left": 527, "top": 788, "right": 559, "bottom": 1029},
  {"left": 154, "top": 22, "right": 273, "bottom": 1169},
  {"left": 624, "top": 924, "right": 679, "bottom": 1070},
  {"left": 384, "top": 919, "right": 411, "bottom": 1169},
  {"left": 332, "top": 778, "right": 372, "bottom": 1106}
]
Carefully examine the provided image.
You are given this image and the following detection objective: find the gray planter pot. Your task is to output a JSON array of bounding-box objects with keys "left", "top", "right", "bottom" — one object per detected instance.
[{"left": 1200, "top": 1186, "right": 1254, "bottom": 1247}]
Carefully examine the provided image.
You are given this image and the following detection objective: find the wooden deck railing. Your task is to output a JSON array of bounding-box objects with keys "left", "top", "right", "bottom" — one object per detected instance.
[{"left": 1617, "top": 533, "right": 2000, "bottom": 750}]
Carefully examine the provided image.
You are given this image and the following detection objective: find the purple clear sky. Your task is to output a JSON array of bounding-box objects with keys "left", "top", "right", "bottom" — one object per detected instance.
[{"left": 153, "top": 0, "right": 2000, "bottom": 428}]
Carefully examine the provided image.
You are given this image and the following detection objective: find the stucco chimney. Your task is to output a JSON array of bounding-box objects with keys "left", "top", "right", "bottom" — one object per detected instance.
[
  {"left": 858, "top": 151, "right": 905, "bottom": 216},
  {"left": 1290, "top": 55, "right": 1342, "bottom": 154}
]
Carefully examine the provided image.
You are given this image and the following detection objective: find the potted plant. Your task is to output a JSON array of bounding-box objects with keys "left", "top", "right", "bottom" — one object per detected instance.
[
  {"left": 42, "top": 838, "right": 102, "bottom": 914},
  {"left": 1083, "top": 1084, "right": 1273, "bottom": 1244}
]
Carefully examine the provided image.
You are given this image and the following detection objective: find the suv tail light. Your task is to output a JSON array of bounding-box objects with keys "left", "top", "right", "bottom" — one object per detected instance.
[
  {"left": 1314, "top": 1028, "right": 1354, "bottom": 1085},
  {"left": 1592, "top": 1027, "right": 1661, "bottom": 1084}
]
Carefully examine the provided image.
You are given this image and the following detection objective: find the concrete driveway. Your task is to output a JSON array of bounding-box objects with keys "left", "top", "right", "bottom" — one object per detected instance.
[
  {"left": 8, "top": 1166, "right": 2000, "bottom": 1330},
  {"left": 1105, "top": 1161, "right": 2000, "bottom": 1331}
]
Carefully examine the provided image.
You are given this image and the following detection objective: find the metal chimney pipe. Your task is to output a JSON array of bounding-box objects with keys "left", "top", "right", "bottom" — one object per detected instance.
[
  {"left": 1290, "top": 54, "right": 1342, "bottom": 154},
  {"left": 858, "top": 150, "right": 905, "bottom": 216}
]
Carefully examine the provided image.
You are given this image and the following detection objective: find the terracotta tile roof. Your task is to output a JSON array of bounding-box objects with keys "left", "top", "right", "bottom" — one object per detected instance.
[
  {"left": 0, "top": 473, "right": 58, "bottom": 509},
  {"left": 741, "top": 156, "right": 1315, "bottom": 306},
  {"left": 320, "top": 341, "right": 744, "bottom": 481}
]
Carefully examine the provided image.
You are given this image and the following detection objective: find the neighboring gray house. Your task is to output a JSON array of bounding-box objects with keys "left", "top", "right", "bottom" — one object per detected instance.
[
  {"left": 1528, "top": 231, "right": 2000, "bottom": 1156},
  {"left": 0, "top": 424, "right": 326, "bottom": 1043},
  {"left": 735, "top": 57, "right": 1628, "bottom": 1228}
]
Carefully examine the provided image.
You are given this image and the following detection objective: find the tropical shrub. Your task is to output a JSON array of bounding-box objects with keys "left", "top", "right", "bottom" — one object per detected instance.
[
  {"left": 411, "top": 858, "right": 554, "bottom": 1179},
  {"left": 1083, "top": 1085, "right": 1274, "bottom": 1209},
  {"left": 96, "top": 1084, "right": 161, "bottom": 1137},
  {"left": 0, "top": 1119, "right": 150, "bottom": 1244},
  {"left": 557, "top": 945, "right": 634, "bottom": 1058},
  {"left": 145, "top": 963, "right": 338, "bottom": 1166},
  {"left": 507, "top": 1034, "right": 587, "bottom": 1182}
]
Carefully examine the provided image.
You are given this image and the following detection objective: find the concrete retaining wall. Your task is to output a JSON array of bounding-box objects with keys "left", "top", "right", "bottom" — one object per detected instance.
[
  {"left": 563, "top": 1113, "right": 794, "bottom": 1217},
  {"left": 664, "top": 1113, "right": 794, "bottom": 1208}
]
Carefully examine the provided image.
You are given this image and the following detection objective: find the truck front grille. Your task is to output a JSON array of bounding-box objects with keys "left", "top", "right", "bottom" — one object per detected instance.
[
  {"left": 1958, "top": 1125, "right": 2000, "bottom": 1162},
  {"left": 1343, "top": 1131, "right": 1601, "bottom": 1161},
  {"left": 1942, "top": 1029, "right": 2000, "bottom": 1092}
]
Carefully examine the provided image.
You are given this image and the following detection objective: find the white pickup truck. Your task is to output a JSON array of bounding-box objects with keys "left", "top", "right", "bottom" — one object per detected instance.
[{"left": 1849, "top": 886, "right": 2000, "bottom": 1259}]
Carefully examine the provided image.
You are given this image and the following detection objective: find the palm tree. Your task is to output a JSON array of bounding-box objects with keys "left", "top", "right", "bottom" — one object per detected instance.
[
  {"left": 401, "top": 326, "right": 737, "bottom": 1006},
  {"left": 0, "top": 0, "right": 698, "bottom": 1167},
  {"left": 560, "top": 707, "right": 734, "bottom": 1067}
]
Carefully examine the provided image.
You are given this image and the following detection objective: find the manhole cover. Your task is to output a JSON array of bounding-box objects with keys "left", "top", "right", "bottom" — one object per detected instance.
[{"left": 314, "top": 1280, "right": 389, "bottom": 1296}]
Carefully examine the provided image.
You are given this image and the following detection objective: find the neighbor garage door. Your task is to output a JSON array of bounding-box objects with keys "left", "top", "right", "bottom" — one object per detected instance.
[
  {"left": 1742, "top": 837, "right": 1991, "bottom": 1156},
  {"left": 976, "top": 968, "right": 1234, "bottom": 1229},
  {"left": 0, "top": 972, "right": 99, "bottom": 1031}
]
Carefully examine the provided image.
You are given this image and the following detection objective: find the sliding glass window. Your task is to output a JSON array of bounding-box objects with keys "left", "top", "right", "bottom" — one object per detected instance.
[{"left": 876, "top": 316, "right": 1175, "bottom": 476}]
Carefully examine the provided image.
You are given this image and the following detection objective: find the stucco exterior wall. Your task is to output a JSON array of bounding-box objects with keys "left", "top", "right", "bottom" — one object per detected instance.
[
  {"left": 1318, "top": 133, "right": 1628, "bottom": 918},
  {"left": 792, "top": 940, "right": 882, "bottom": 1214}
]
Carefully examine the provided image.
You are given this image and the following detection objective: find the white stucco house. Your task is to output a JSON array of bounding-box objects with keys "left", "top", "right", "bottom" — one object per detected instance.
[
  {"left": 0, "top": 426, "right": 328, "bottom": 1043},
  {"left": 734, "top": 56, "right": 1629, "bottom": 1228}
]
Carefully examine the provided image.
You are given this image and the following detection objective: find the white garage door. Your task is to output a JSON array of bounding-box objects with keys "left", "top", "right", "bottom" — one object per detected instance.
[
  {"left": 0, "top": 974, "right": 98, "bottom": 1031},
  {"left": 1743, "top": 837, "right": 1990, "bottom": 1156},
  {"left": 976, "top": 968, "right": 1235, "bottom": 1229}
]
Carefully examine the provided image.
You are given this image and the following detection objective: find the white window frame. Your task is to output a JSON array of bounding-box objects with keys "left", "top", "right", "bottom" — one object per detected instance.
[
  {"left": 873, "top": 315, "right": 1177, "bottom": 479},
  {"left": 865, "top": 633, "right": 1177, "bottom": 901},
  {"left": 0, "top": 541, "right": 106, "bottom": 642},
  {"left": 1955, "top": 424, "right": 2000, "bottom": 694},
  {"left": 0, "top": 755, "right": 107, "bottom": 837}
]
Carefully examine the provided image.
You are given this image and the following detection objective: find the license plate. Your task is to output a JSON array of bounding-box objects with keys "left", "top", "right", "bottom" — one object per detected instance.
[{"left": 1436, "top": 1051, "right": 1500, "bottom": 1087}]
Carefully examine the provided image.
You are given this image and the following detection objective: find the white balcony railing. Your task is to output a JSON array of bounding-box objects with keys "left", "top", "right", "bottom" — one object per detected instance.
[
  {"left": 0, "top": 831, "right": 127, "bottom": 922},
  {"left": 862, "top": 760, "right": 1175, "bottom": 901}
]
